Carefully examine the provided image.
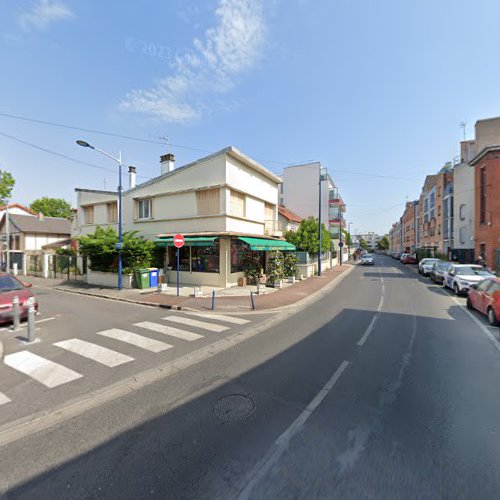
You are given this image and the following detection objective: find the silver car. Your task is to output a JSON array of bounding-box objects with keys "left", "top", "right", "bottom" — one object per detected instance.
[{"left": 418, "top": 258, "right": 440, "bottom": 276}]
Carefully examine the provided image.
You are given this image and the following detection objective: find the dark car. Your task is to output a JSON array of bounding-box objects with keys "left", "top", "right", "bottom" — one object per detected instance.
[
  {"left": 0, "top": 274, "right": 38, "bottom": 324},
  {"left": 467, "top": 278, "right": 500, "bottom": 326},
  {"left": 401, "top": 254, "right": 418, "bottom": 264},
  {"left": 429, "top": 261, "right": 450, "bottom": 284}
]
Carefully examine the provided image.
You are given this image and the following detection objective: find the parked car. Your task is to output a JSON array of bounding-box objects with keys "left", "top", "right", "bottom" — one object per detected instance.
[
  {"left": 0, "top": 274, "right": 38, "bottom": 324},
  {"left": 401, "top": 254, "right": 418, "bottom": 264},
  {"left": 467, "top": 278, "right": 500, "bottom": 326},
  {"left": 418, "top": 258, "right": 440, "bottom": 276},
  {"left": 429, "top": 261, "right": 450, "bottom": 284},
  {"left": 360, "top": 254, "right": 374, "bottom": 265},
  {"left": 443, "top": 264, "right": 495, "bottom": 295}
]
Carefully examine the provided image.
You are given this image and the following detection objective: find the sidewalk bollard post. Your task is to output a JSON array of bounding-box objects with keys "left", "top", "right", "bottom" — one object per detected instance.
[
  {"left": 211, "top": 289, "right": 215, "bottom": 311},
  {"left": 27, "top": 304, "right": 35, "bottom": 343},
  {"left": 250, "top": 290, "right": 255, "bottom": 310},
  {"left": 12, "top": 295, "right": 20, "bottom": 331}
]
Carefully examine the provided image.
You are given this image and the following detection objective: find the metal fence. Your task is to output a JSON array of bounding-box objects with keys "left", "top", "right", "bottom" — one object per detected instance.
[
  {"left": 26, "top": 255, "right": 43, "bottom": 277},
  {"left": 48, "top": 255, "right": 85, "bottom": 281}
]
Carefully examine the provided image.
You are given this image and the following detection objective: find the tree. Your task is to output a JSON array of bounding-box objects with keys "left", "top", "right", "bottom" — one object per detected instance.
[
  {"left": 359, "top": 238, "right": 369, "bottom": 251},
  {"left": 285, "top": 217, "right": 331, "bottom": 254},
  {"left": 342, "top": 229, "right": 352, "bottom": 247},
  {"left": 78, "top": 226, "right": 155, "bottom": 273},
  {"left": 377, "top": 235, "right": 390, "bottom": 251},
  {"left": 0, "top": 170, "right": 15, "bottom": 205},
  {"left": 30, "top": 197, "right": 72, "bottom": 219}
]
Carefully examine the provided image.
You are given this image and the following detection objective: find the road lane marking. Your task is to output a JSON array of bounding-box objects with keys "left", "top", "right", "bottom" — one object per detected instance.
[
  {"left": 357, "top": 315, "right": 378, "bottom": 346},
  {"left": 97, "top": 329, "right": 172, "bottom": 353},
  {"left": 0, "top": 392, "right": 11, "bottom": 406},
  {"left": 378, "top": 295, "right": 384, "bottom": 310},
  {"left": 162, "top": 315, "right": 229, "bottom": 332},
  {"left": 184, "top": 312, "right": 250, "bottom": 325},
  {"left": 0, "top": 316, "right": 56, "bottom": 332},
  {"left": 3, "top": 351, "right": 83, "bottom": 388},
  {"left": 237, "top": 361, "right": 349, "bottom": 500},
  {"left": 54, "top": 339, "right": 134, "bottom": 367},
  {"left": 134, "top": 321, "right": 203, "bottom": 341}
]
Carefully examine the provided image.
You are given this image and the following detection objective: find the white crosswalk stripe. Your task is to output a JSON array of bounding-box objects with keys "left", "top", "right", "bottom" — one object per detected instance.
[
  {"left": 4, "top": 351, "right": 83, "bottom": 388},
  {"left": 162, "top": 315, "right": 229, "bottom": 332},
  {"left": 0, "top": 392, "right": 11, "bottom": 406},
  {"left": 134, "top": 321, "right": 203, "bottom": 341},
  {"left": 97, "top": 329, "right": 172, "bottom": 353},
  {"left": 54, "top": 339, "right": 134, "bottom": 367},
  {"left": 184, "top": 312, "right": 250, "bottom": 325}
]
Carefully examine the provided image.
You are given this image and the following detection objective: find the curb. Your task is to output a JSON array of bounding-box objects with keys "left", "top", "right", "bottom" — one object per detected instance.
[{"left": 0, "top": 340, "right": 3, "bottom": 361}]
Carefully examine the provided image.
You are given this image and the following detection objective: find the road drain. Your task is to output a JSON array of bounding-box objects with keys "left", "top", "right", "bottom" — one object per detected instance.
[{"left": 214, "top": 394, "right": 256, "bottom": 422}]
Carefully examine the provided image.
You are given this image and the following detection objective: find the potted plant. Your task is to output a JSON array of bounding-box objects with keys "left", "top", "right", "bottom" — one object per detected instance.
[
  {"left": 284, "top": 253, "right": 297, "bottom": 283},
  {"left": 267, "top": 252, "right": 285, "bottom": 288}
]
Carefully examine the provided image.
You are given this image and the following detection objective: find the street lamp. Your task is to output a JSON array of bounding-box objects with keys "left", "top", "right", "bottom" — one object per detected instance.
[
  {"left": 347, "top": 221, "right": 353, "bottom": 257},
  {"left": 76, "top": 140, "right": 124, "bottom": 290}
]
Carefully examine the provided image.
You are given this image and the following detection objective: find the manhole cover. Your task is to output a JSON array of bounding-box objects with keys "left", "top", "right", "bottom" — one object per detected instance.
[{"left": 214, "top": 394, "right": 256, "bottom": 422}]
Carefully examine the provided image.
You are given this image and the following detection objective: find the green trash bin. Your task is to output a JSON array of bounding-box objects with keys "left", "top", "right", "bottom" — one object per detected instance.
[{"left": 135, "top": 268, "right": 150, "bottom": 289}]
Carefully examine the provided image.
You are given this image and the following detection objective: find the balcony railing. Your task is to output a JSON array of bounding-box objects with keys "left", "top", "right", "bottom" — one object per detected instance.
[{"left": 264, "top": 219, "right": 283, "bottom": 237}]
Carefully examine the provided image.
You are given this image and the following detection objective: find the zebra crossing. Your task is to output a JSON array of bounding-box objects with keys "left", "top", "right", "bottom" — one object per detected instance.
[{"left": 0, "top": 312, "right": 252, "bottom": 404}]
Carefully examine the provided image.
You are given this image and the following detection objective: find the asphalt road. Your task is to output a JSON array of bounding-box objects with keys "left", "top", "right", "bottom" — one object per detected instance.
[{"left": 2, "top": 256, "right": 500, "bottom": 499}]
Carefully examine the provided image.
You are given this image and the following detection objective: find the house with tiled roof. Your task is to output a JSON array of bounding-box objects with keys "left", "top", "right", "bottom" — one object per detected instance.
[{"left": 278, "top": 205, "right": 302, "bottom": 232}]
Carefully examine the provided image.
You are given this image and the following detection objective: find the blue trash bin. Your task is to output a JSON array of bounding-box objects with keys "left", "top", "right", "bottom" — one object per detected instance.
[{"left": 149, "top": 268, "right": 159, "bottom": 288}]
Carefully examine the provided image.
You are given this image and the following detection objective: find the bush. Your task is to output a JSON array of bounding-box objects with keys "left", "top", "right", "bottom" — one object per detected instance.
[
  {"left": 78, "top": 226, "right": 155, "bottom": 273},
  {"left": 283, "top": 252, "right": 297, "bottom": 277}
]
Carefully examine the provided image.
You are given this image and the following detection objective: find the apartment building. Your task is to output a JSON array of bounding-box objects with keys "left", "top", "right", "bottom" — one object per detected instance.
[
  {"left": 74, "top": 146, "right": 294, "bottom": 288},
  {"left": 401, "top": 201, "right": 419, "bottom": 253},
  {"left": 357, "top": 232, "right": 384, "bottom": 252},
  {"left": 389, "top": 220, "right": 402, "bottom": 253}
]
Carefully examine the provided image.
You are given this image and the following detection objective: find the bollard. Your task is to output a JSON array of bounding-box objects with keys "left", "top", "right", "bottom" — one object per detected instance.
[
  {"left": 12, "top": 295, "right": 20, "bottom": 331},
  {"left": 250, "top": 290, "right": 255, "bottom": 310},
  {"left": 27, "top": 304, "right": 35, "bottom": 343},
  {"left": 211, "top": 289, "right": 215, "bottom": 311}
]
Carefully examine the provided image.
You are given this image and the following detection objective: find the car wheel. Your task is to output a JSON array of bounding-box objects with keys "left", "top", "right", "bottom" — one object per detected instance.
[
  {"left": 487, "top": 307, "right": 499, "bottom": 327},
  {"left": 453, "top": 283, "right": 460, "bottom": 295},
  {"left": 466, "top": 297, "right": 473, "bottom": 310}
]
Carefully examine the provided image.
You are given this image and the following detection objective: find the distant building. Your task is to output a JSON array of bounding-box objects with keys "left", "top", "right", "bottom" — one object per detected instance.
[
  {"left": 278, "top": 205, "right": 302, "bottom": 233},
  {"left": 357, "top": 232, "right": 384, "bottom": 252},
  {"left": 401, "top": 201, "right": 419, "bottom": 253}
]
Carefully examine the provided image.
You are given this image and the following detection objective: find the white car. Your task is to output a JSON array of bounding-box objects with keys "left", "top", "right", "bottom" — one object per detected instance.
[
  {"left": 443, "top": 264, "right": 495, "bottom": 295},
  {"left": 418, "top": 258, "right": 440, "bottom": 276},
  {"left": 360, "top": 254, "right": 374, "bottom": 265}
]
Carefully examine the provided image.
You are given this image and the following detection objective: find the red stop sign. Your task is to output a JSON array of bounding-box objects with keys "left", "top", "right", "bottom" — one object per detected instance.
[{"left": 173, "top": 234, "right": 185, "bottom": 248}]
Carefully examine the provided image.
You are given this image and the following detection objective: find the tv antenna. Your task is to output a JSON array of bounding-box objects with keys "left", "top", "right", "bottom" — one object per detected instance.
[
  {"left": 149, "top": 134, "right": 169, "bottom": 152},
  {"left": 460, "top": 121, "right": 467, "bottom": 140}
]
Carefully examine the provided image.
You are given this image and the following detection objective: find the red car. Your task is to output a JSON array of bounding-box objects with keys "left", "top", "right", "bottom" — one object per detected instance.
[
  {"left": 401, "top": 254, "right": 418, "bottom": 264},
  {"left": 0, "top": 274, "right": 38, "bottom": 324},
  {"left": 467, "top": 277, "right": 500, "bottom": 326}
]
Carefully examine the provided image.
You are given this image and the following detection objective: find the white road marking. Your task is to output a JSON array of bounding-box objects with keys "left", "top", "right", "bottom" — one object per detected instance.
[
  {"left": 96, "top": 329, "right": 172, "bottom": 353},
  {"left": 3, "top": 351, "right": 83, "bottom": 388},
  {"left": 237, "top": 361, "right": 349, "bottom": 500},
  {"left": 378, "top": 295, "right": 384, "bottom": 310},
  {"left": 0, "top": 392, "right": 11, "bottom": 406},
  {"left": 184, "top": 312, "right": 250, "bottom": 325},
  {"left": 134, "top": 321, "right": 203, "bottom": 341},
  {"left": 357, "top": 315, "right": 378, "bottom": 347},
  {"left": 0, "top": 316, "right": 56, "bottom": 332},
  {"left": 162, "top": 315, "right": 229, "bottom": 332},
  {"left": 54, "top": 339, "right": 134, "bottom": 367}
]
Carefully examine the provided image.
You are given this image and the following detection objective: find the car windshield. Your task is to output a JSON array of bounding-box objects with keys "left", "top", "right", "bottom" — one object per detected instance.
[
  {"left": 0, "top": 275, "right": 24, "bottom": 291},
  {"left": 455, "top": 267, "right": 492, "bottom": 276},
  {"left": 435, "top": 262, "right": 448, "bottom": 270},
  {"left": 424, "top": 259, "right": 439, "bottom": 264},
  {"left": 362, "top": 255, "right": 373, "bottom": 259}
]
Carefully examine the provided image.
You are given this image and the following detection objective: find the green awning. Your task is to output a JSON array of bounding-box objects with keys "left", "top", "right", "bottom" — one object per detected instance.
[
  {"left": 154, "top": 237, "right": 217, "bottom": 247},
  {"left": 238, "top": 237, "right": 296, "bottom": 251}
]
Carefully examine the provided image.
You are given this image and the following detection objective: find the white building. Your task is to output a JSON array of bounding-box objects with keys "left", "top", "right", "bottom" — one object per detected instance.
[
  {"left": 358, "top": 232, "right": 383, "bottom": 252},
  {"left": 74, "top": 146, "right": 295, "bottom": 288},
  {"left": 280, "top": 162, "right": 348, "bottom": 260}
]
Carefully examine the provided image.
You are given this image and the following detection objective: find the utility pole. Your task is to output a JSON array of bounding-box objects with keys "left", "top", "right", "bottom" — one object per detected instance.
[
  {"left": 318, "top": 166, "right": 322, "bottom": 276},
  {"left": 5, "top": 203, "right": 10, "bottom": 273}
]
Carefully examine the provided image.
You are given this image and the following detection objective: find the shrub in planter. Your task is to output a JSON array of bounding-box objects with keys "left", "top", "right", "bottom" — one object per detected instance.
[{"left": 283, "top": 252, "right": 297, "bottom": 278}]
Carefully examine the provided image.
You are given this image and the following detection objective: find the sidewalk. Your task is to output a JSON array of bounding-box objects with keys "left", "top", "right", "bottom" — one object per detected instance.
[{"left": 24, "top": 264, "right": 354, "bottom": 312}]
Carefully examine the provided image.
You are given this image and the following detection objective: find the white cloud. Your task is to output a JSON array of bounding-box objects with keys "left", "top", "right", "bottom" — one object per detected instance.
[
  {"left": 19, "top": 0, "right": 75, "bottom": 31},
  {"left": 120, "top": 0, "right": 266, "bottom": 124}
]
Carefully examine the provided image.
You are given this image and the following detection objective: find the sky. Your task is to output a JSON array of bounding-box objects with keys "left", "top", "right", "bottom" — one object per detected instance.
[{"left": 1, "top": 0, "right": 500, "bottom": 235}]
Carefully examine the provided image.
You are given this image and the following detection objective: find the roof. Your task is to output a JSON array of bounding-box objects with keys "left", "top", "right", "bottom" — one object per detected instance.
[
  {"left": 0, "top": 203, "right": 36, "bottom": 215},
  {"left": 126, "top": 146, "right": 282, "bottom": 195},
  {"left": 4, "top": 214, "right": 71, "bottom": 235},
  {"left": 75, "top": 188, "right": 118, "bottom": 195},
  {"left": 41, "top": 238, "right": 72, "bottom": 250},
  {"left": 469, "top": 144, "right": 500, "bottom": 165},
  {"left": 278, "top": 205, "right": 302, "bottom": 223}
]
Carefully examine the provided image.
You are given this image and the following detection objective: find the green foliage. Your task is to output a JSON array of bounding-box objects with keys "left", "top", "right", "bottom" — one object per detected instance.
[
  {"left": 56, "top": 247, "right": 76, "bottom": 256},
  {"left": 78, "top": 226, "right": 155, "bottom": 273},
  {"left": 342, "top": 229, "right": 352, "bottom": 247},
  {"left": 267, "top": 251, "right": 285, "bottom": 284},
  {"left": 283, "top": 252, "right": 297, "bottom": 277},
  {"left": 377, "top": 235, "right": 390, "bottom": 251},
  {"left": 359, "top": 238, "right": 369, "bottom": 251},
  {"left": 286, "top": 217, "right": 331, "bottom": 254},
  {"left": 30, "top": 197, "right": 72, "bottom": 219},
  {"left": 0, "top": 170, "right": 15, "bottom": 205},
  {"left": 242, "top": 251, "right": 262, "bottom": 280}
]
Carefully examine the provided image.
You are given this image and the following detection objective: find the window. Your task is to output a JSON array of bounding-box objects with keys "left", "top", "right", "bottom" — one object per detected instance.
[
  {"left": 459, "top": 227, "right": 466, "bottom": 244},
  {"left": 196, "top": 189, "right": 220, "bottom": 216},
  {"left": 459, "top": 204, "right": 466, "bottom": 221},
  {"left": 191, "top": 243, "right": 220, "bottom": 273},
  {"left": 107, "top": 202, "right": 118, "bottom": 223},
  {"left": 138, "top": 199, "right": 152, "bottom": 220},
  {"left": 229, "top": 190, "right": 245, "bottom": 217},
  {"left": 480, "top": 166, "right": 487, "bottom": 224},
  {"left": 83, "top": 206, "right": 94, "bottom": 224},
  {"left": 480, "top": 243, "right": 486, "bottom": 260}
]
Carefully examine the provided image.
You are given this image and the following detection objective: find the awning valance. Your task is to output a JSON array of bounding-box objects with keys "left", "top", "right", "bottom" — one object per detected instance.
[
  {"left": 154, "top": 237, "right": 217, "bottom": 247},
  {"left": 238, "top": 237, "right": 296, "bottom": 251}
]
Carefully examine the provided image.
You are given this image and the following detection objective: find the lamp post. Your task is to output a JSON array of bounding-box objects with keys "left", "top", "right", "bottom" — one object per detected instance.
[
  {"left": 76, "top": 140, "right": 124, "bottom": 290},
  {"left": 347, "top": 221, "right": 353, "bottom": 257},
  {"left": 318, "top": 166, "right": 327, "bottom": 276}
]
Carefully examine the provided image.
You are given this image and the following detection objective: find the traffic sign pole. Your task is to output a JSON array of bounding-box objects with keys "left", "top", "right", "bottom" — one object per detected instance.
[
  {"left": 173, "top": 234, "right": 185, "bottom": 297},
  {"left": 176, "top": 248, "right": 180, "bottom": 297}
]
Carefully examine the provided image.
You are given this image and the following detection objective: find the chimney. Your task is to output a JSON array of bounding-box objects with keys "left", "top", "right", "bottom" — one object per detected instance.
[
  {"left": 128, "top": 165, "right": 136, "bottom": 189},
  {"left": 160, "top": 153, "right": 175, "bottom": 175},
  {"left": 38, "top": 212, "right": 44, "bottom": 221}
]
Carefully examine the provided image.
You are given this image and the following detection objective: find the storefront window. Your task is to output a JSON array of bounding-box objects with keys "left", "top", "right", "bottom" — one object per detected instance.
[
  {"left": 191, "top": 242, "right": 219, "bottom": 273},
  {"left": 231, "top": 239, "right": 264, "bottom": 274},
  {"left": 169, "top": 247, "right": 190, "bottom": 271}
]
